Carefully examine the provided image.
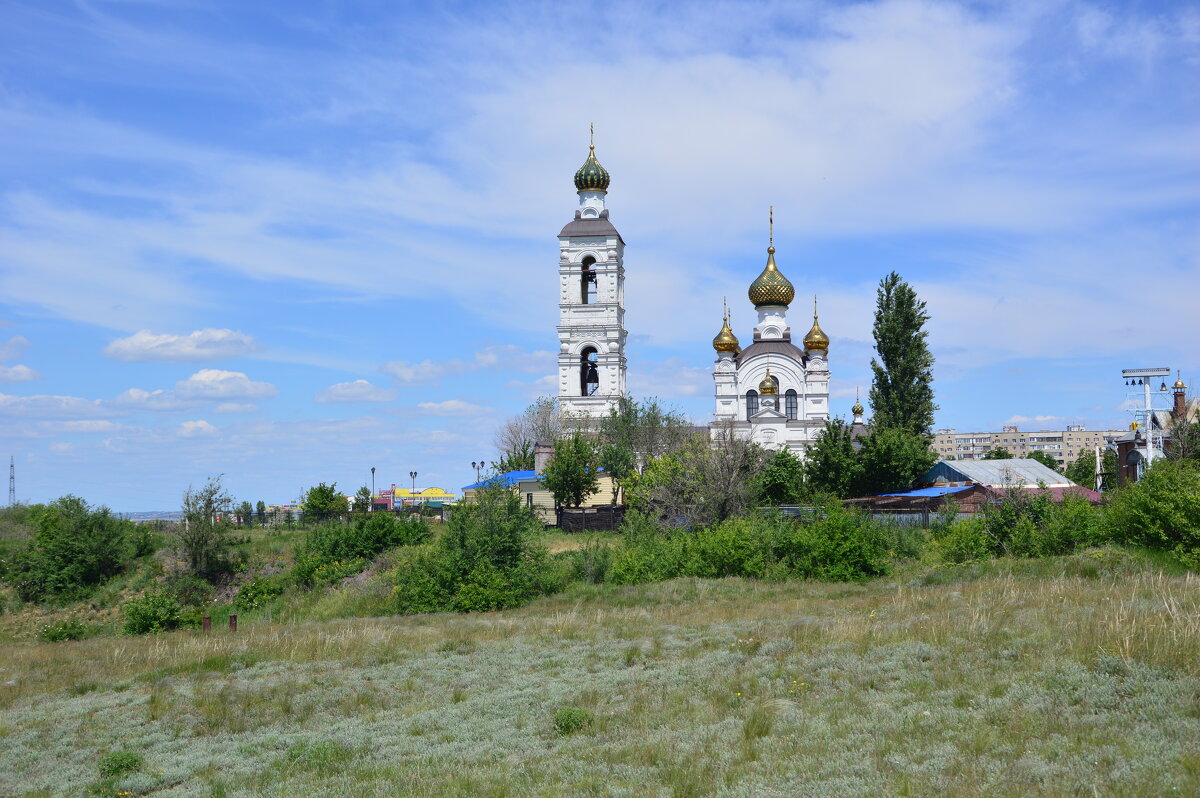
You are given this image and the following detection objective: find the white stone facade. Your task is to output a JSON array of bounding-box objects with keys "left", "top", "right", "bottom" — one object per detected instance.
[
  {"left": 710, "top": 254, "right": 831, "bottom": 453},
  {"left": 556, "top": 188, "right": 627, "bottom": 418}
]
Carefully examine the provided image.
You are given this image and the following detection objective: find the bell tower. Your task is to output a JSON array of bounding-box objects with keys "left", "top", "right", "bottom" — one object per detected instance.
[{"left": 557, "top": 128, "right": 627, "bottom": 418}]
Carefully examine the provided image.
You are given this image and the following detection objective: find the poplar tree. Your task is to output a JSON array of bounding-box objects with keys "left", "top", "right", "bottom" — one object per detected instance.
[{"left": 868, "top": 272, "right": 937, "bottom": 439}]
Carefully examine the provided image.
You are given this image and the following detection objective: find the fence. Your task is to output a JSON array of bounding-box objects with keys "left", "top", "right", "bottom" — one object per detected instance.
[{"left": 557, "top": 505, "right": 625, "bottom": 532}]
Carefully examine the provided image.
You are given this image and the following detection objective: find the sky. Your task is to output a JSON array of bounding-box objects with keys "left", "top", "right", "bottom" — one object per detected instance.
[{"left": 0, "top": 0, "right": 1197, "bottom": 510}]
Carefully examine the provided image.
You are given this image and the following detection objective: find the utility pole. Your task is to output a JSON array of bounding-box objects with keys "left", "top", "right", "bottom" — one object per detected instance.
[{"left": 7, "top": 456, "right": 14, "bottom": 506}]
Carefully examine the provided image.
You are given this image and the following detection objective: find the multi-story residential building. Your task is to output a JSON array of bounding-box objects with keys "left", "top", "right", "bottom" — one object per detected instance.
[{"left": 931, "top": 425, "right": 1125, "bottom": 469}]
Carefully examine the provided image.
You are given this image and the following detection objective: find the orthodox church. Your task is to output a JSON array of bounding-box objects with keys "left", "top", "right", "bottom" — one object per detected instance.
[
  {"left": 709, "top": 212, "right": 857, "bottom": 453},
  {"left": 553, "top": 136, "right": 860, "bottom": 452}
]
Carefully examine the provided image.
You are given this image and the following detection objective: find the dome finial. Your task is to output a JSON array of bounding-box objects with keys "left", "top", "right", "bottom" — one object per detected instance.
[
  {"left": 574, "top": 126, "right": 610, "bottom": 191},
  {"left": 758, "top": 367, "right": 779, "bottom": 396},
  {"left": 748, "top": 207, "right": 794, "bottom": 308},
  {"left": 852, "top": 386, "right": 864, "bottom": 417},
  {"left": 712, "top": 296, "right": 740, "bottom": 353},
  {"left": 804, "top": 294, "right": 830, "bottom": 351}
]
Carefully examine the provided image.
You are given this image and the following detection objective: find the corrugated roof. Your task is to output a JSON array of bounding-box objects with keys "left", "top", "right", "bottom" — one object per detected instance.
[
  {"left": 923, "top": 459, "right": 1073, "bottom": 488},
  {"left": 878, "top": 485, "right": 975, "bottom": 498}
]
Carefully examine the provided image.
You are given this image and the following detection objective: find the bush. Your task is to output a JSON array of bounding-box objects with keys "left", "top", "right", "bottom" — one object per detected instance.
[
  {"left": 39, "top": 618, "right": 89, "bottom": 642},
  {"left": 122, "top": 591, "right": 182, "bottom": 635},
  {"left": 607, "top": 503, "right": 890, "bottom": 585},
  {"left": 294, "top": 513, "right": 431, "bottom": 586},
  {"left": 931, "top": 517, "right": 994, "bottom": 564},
  {"left": 932, "top": 488, "right": 1106, "bottom": 564},
  {"left": 233, "top": 575, "right": 286, "bottom": 610},
  {"left": 8, "top": 496, "right": 136, "bottom": 602},
  {"left": 389, "top": 484, "right": 562, "bottom": 614},
  {"left": 164, "top": 572, "right": 214, "bottom": 606},
  {"left": 1106, "top": 460, "right": 1200, "bottom": 567},
  {"left": 553, "top": 706, "right": 594, "bottom": 736},
  {"left": 98, "top": 750, "right": 143, "bottom": 778},
  {"left": 129, "top": 523, "right": 164, "bottom": 558}
]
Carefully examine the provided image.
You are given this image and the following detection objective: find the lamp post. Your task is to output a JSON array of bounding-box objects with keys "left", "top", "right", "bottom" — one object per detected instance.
[
  {"left": 370, "top": 467, "right": 376, "bottom": 512},
  {"left": 471, "top": 461, "right": 483, "bottom": 483},
  {"left": 409, "top": 471, "right": 417, "bottom": 507}
]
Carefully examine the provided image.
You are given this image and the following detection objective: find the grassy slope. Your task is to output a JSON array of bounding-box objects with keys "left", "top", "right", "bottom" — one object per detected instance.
[{"left": 2, "top": 548, "right": 1199, "bottom": 797}]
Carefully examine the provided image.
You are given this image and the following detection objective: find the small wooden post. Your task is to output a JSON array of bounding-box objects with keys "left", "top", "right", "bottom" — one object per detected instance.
[
  {"left": 228, "top": 614, "right": 237, "bottom": 632},
  {"left": 202, "top": 616, "right": 211, "bottom": 633}
]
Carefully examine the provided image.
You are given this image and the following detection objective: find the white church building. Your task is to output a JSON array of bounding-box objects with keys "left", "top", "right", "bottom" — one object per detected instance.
[{"left": 708, "top": 214, "right": 858, "bottom": 453}]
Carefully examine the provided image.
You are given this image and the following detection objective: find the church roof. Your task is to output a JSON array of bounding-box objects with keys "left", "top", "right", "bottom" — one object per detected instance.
[
  {"left": 559, "top": 211, "right": 623, "bottom": 242},
  {"left": 736, "top": 339, "right": 807, "bottom": 365}
]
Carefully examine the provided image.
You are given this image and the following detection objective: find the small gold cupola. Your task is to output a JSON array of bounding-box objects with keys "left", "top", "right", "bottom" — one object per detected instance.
[
  {"left": 804, "top": 295, "right": 830, "bottom": 352},
  {"left": 758, "top": 368, "right": 779, "bottom": 396},
  {"left": 748, "top": 207, "right": 795, "bottom": 309},
  {"left": 712, "top": 299, "right": 740, "bottom": 354},
  {"left": 1174, "top": 370, "right": 1187, "bottom": 391},
  {"left": 851, "top": 387, "right": 864, "bottom": 417}
]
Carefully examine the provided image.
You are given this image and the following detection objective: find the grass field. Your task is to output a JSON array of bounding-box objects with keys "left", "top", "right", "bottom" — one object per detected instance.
[{"left": 2, "top": 546, "right": 1199, "bottom": 797}]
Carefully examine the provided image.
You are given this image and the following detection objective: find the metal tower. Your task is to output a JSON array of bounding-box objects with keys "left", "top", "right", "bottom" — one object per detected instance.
[{"left": 7, "top": 456, "right": 14, "bottom": 506}]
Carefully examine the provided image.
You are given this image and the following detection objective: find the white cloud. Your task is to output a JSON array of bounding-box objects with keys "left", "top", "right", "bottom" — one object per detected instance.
[
  {"left": 60, "top": 420, "right": 122, "bottom": 433},
  {"left": 0, "top": 364, "right": 41, "bottom": 382},
  {"left": 1005, "top": 414, "right": 1066, "bottom": 425},
  {"left": 178, "top": 419, "right": 217, "bottom": 437},
  {"left": 103, "top": 328, "right": 259, "bottom": 362},
  {"left": 315, "top": 379, "right": 397, "bottom": 404},
  {"left": 0, "top": 335, "right": 30, "bottom": 362},
  {"left": 174, "top": 369, "right": 278, "bottom": 400},
  {"left": 214, "top": 402, "right": 258, "bottom": 414},
  {"left": 416, "top": 399, "right": 490, "bottom": 416},
  {"left": 382, "top": 346, "right": 555, "bottom": 386},
  {"left": 0, "top": 392, "right": 111, "bottom": 419}
]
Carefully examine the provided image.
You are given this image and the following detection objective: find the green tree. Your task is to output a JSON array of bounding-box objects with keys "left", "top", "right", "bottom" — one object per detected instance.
[
  {"left": 599, "top": 444, "right": 635, "bottom": 505},
  {"left": 598, "top": 396, "right": 690, "bottom": 472},
  {"left": 756, "top": 448, "right": 807, "bottom": 505},
  {"left": 868, "top": 272, "right": 937, "bottom": 438},
  {"left": 855, "top": 426, "right": 937, "bottom": 495},
  {"left": 1065, "top": 449, "right": 1118, "bottom": 490},
  {"left": 177, "top": 476, "right": 235, "bottom": 580},
  {"left": 237, "top": 500, "right": 254, "bottom": 527},
  {"left": 1166, "top": 415, "right": 1200, "bottom": 464},
  {"left": 1106, "top": 460, "right": 1200, "bottom": 567},
  {"left": 982, "top": 447, "right": 1012, "bottom": 460},
  {"left": 542, "top": 433, "right": 600, "bottom": 508},
  {"left": 492, "top": 440, "right": 535, "bottom": 473},
  {"left": 354, "top": 485, "right": 373, "bottom": 513},
  {"left": 255, "top": 500, "right": 267, "bottom": 526},
  {"left": 1024, "top": 451, "right": 1061, "bottom": 473},
  {"left": 494, "top": 397, "right": 563, "bottom": 471},
  {"left": 804, "top": 419, "right": 863, "bottom": 498},
  {"left": 302, "top": 482, "right": 350, "bottom": 519}
]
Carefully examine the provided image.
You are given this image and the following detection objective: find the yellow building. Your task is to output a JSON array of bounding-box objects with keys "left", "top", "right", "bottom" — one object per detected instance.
[{"left": 393, "top": 486, "right": 457, "bottom": 507}]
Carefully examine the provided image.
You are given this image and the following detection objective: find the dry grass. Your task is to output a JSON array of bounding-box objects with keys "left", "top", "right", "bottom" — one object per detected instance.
[{"left": 1, "top": 548, "right": 1199, "bottom": 796}]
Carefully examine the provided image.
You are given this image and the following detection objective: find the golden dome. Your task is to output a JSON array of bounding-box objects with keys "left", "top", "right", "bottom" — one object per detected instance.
[
  {"left": 1174, "top": 370, "right": 1187, "bottom": 390},
  {"left": 758, "top": 369, "right": 779, "bottom": 396},
  {"left": 804, "top": 296, "right": 829, "bottom": 351},
  {"left": 712, "top": 302, "right": 740, "bottom": 353},
  {"left": 748, "top": 246, "right": 795, "bottom": 309},
  {"left": 852, "top": 388, "right": 864, "bottom": 416}
]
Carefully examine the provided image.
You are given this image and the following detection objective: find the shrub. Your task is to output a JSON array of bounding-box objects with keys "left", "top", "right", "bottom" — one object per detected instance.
[
  {"left": 1106, "top": 460, "right": 1200, "bottom": 567},
  {"left": 569, "top": 538, "right": 614, "bottom": 584},
  {"left": 294, "top": 513, "right": 431, "bottom": 586},
  {"left": 389, "top": 484, "right": 562, "bottom": 614},
  {"left": 39, "top": 618, "right": 89, "bottom": 642},
  {"left": 233, "top": 575, "right": 286, "bottom": 610},
  {"left": 931, "top": 517, "right": 993, "bottom": 564},
  {"left": 129, "top": 523, "right": 164, "bottom": 558},
  {"left": 553, "top": 706, "right": 594, "bottom": 736},
  {"left": 8, "top": 496, "right": 135, "bottom": 602},
  {"left": 98, "top": 750, "right": 143, "bottom": 778},
  {"left": 165, "top": 572, "right": 214, "bottom": 606},
  {"left": 122, "top": 591, "right": 182, "bottom": 635}
]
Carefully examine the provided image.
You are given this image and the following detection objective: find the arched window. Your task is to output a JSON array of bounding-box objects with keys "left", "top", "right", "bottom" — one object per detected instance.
[
  {"left": 581, "top": 256, "right": 597, "bottom": 305},
  {"left": 785, "top": 389, "right": 798, "bottom": 420},
  {"left": 746, "top": 390, "right": 759, "bottom": 418},
  {"left": 580, "top": 347, "right": 600, "bottom": 396}
]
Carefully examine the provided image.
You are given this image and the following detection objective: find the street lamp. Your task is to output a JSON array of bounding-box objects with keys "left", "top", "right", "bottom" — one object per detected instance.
[
  {"left": 409, "top": 471, "right": 417, "bottom": 506},
  {"left": 370, "top": 467, "right": 376, "bottom": 512},
  {"left": 471, "top": 461, "right": 483, "bottom": 483}
]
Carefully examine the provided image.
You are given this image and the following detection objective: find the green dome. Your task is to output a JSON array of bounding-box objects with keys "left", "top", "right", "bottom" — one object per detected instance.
[{"left": 574, "top": 145, "right": 610, "bottom": 192}]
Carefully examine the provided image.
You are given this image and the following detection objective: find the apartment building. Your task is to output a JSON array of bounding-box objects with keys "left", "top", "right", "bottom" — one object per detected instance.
[{"left": 931, "top": 425, "right": 1125, "bottom": 468}]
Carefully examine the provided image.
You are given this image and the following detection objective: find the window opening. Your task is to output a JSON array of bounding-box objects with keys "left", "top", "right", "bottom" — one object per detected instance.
[
  {"left": 580, "top": 347, "right": 600, "bottom": 396},
  {"left": 785, "top": 389, "right": 798, "bottom": 420},
  {"left": 581, "top": 256, "right": 597, "bottom": 305},
  {"left": 746, "top": 390, "right": 759, "bottom": 418}
]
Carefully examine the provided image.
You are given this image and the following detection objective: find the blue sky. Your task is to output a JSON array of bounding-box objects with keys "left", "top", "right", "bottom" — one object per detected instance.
[{"left": 1, "top": 0, "right": 1197, "bottom": 510}]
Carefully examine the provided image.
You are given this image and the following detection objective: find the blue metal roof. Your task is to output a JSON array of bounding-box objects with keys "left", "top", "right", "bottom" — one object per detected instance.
[
  {"left": 462, "top": 470, "right": 539, "bottom": 492},
  {"left": 877, "top": 485, "right": 975, "bottom": 498}
]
